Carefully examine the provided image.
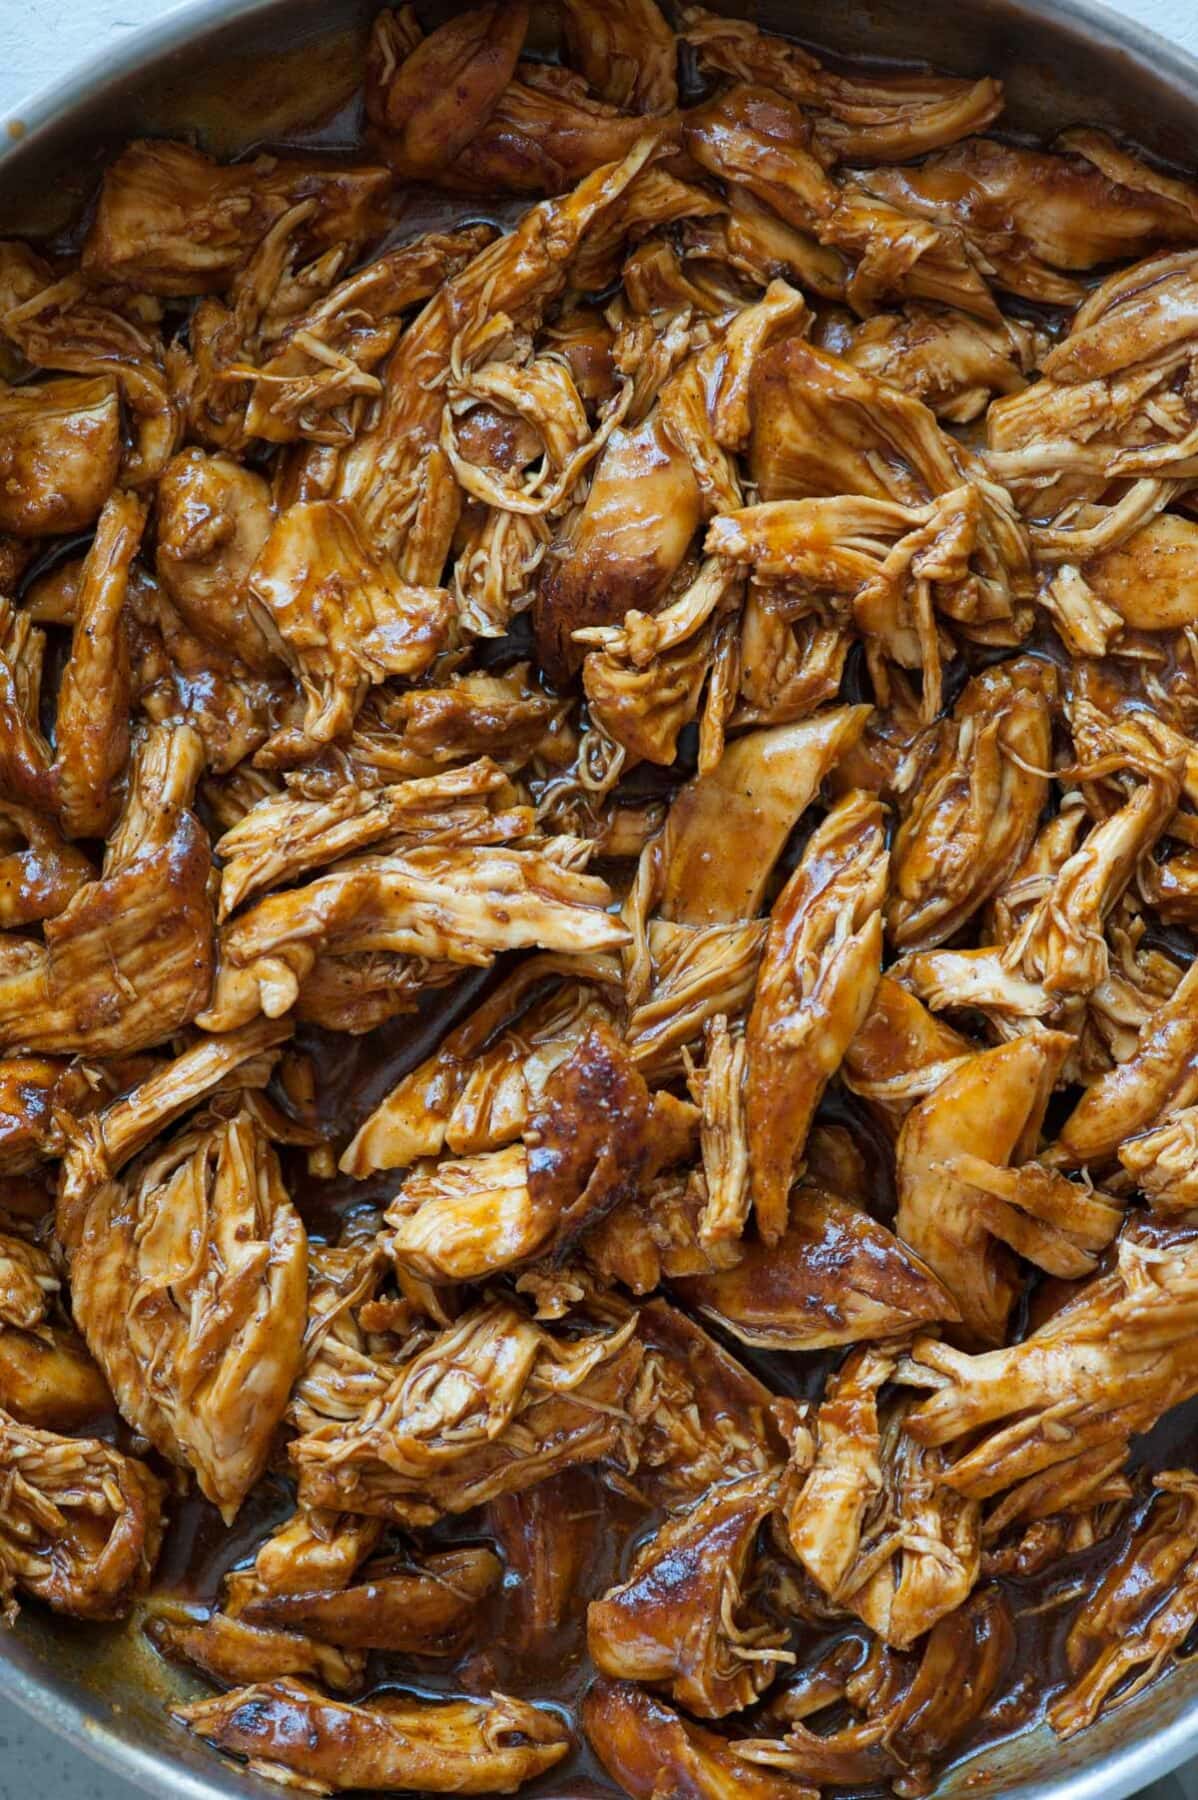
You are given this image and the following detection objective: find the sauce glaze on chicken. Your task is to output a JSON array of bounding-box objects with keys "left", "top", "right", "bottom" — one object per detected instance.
[{"left": 3, "top": 3, "right": 1198, "bottom": 1795}]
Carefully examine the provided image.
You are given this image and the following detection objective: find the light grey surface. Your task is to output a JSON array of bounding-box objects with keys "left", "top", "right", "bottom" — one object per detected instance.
[{"left": 0, "top": 0, "right": 1197, "bottom": 1796}]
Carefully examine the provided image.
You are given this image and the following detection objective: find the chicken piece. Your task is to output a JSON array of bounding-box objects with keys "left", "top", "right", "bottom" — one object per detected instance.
[
  {"left": 2, "top": 273, "right": 180, "bottom": 487},
  {"left": 1120, "top": 1108, "right": 1198, "bottom": 1212},
  {"left": 240, "top": 225, "right": 498, "bottom": 446},
  {"left": 336, "top": 137, "right": 661, "bottom": 576},
  {"left": 865, "top": 135, "right": 1198, "bottom": 304},
  {"left": 937, "top": 1153, "right": 1123, "bottom": 1279},
  {"left": 674, "top": 1187, "right": 957, "bottom": 1348},
  {"left": 681, "top": 6, "right": 1002, "bottom": 162},
  {"left": 1053, "top": 959, "right": 1198, "bottom": 1166},
  {"left": 435, "top": 62, "right": 659, "bottom": 197},
  {"left": 684, "top": 81, "right": 834, "bottom": 229},
  {"left": 215, "top": 758, "right": 523, "bottom": 918},
  {"left": 365, "top": 3, "right": 529, "bottom": 179},
  {"left": 842, "top": 975, "right": 972, "bottom": 1127},
  {"left": 0, "top": 373, "right": 120, "bottom": 538},
  {"left": 72, "top": 1111, "right": 306, "bottom": 1523},
  {"left": 559, "top": 0, "right": 676, "bottom": 114},
  {"left": 1001, "top": 735, "right": 1181, "bottom": 996},
  {"left": 686, "top": 1014, "right": 750, "bottom": 1244},
  {"left": 631, "top": 1300, "right": 785, "bottom": 1506},
  {"left": 589, "top": 1471, "right": 789, "bottom": 1717},
  {"left": 379, "top": 662, "right": 568, "bottom": 774},
  {"left": 52, "top": 489, "right": 144, "bottom": 839},
  {"left": 0, "top": 1234, "right": 54, "bottom": 1332},
  {"left": 240, "top": 1545, "right": 500, "bottom": 1652},
  {"left": 896, "top": 1031, "right": 1073, "bottom": 1344},
  {"left": 780, "top": 1345, "right": 981, "bottom": 1648},
  {"left": 626, "top": 921, "right": 766, "bottom": 1081},
  {"left": 987, "top": 250, "right": 1198, "bottom": 520},
  {"left": 0, "top": 803, "right": 92, "bottom": 929},
  {"left": 248, "top": 499, "right": 452, "bottom": 753},
  {"left": 200, "top": 845, "right": 628, "bottom": 1033},
  {"left": 150, "top": 1605, "right": 364, "bottom": 1693},
  {"left": 841, "top": 304, "right": 1041, "bottom": 423},
  {"left": 0, "top": 1408, "right": 164, "bottom": 1621},
  {"left": 0, "top": 598, "right": 53, "bottom": 815},
  {"left": 0, "top": 724, "right": 214, "bottom": 1056},
  {"left": 341, "top": 956, "right": 618, "bottom": 1173},
  {"left": 1050, "top": 1472, "right": 1198, "bottom": 1738},
  {"left": 56, "top": 1015, "right": 290, "bottom": 1248},
  {"left": 905, "top": 1218, "right": 1198, "bottom": 1500},
  {"left": 740, "top": 1589, "right": 1014, "bottom": 1788},
  {"left": 1079, "top": 511, "right": 1198, "bottom": 632},
  {"left": 659, "top": 707, "right": 870, "bottom": 927},
  {"left": 174, "top": 1681, "right": 570, "bottom": 1794},
  {"left": 0, "top": 1320, "right": 113, "bottom": 1433},
  {"left": 155, "top": 449, "right": 279, "bottom": 670},
  {"left": 888, "top": 657, "right": 1054, "bottom": 952},
  {"left": 384, "top": 1143, "right": 544, "bottom": 1282},
  {"left": 487, "top": 1467, "right": 604, "bottom": 1660},
  {"left": 584, "top": 1680, "right": 819, "bottom": 1800},
  {"left": 83, "top": 140, "right": 388, "bottom": 296},
  {"left": 289, "top": 1300, "right": 642, "bottom": 1522},
  {"left": 579, "top": 558, "right": 744, "bottom": 767},
  {"left": 734, "top": 601, "right": 849, "bottom": 730},
  {"left": 745, "top": 791, "right": 888, "bottom": 1241},
  {"left": 241, "top": 1508, "right": 384, "bottom": 1602},
  {"left": 580, "top": 1166, "right": 735, "bottom": 1294}
]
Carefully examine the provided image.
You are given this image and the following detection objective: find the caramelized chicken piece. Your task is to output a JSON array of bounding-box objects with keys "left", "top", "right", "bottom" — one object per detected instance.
[
  {"left": 215, "top": 758, "right": 524, "bottom": 918},
  {"left": 83, "top": 140, "right": 388, "bottom": 295},
  {"left": 2, "top": 272, "right": 180, "bottom": 486},
  {"left": 906, "top": 1219, "right": 1198, "bottom": 1501},
  {"left": 72, "top": 1111, "right": 306, "bottom": 1523},
  {"left": 0, "top": 1234, "right": 55, "bottom": 1332},
  {"left": 436, "top": 63, "right": 658, "bottom": 197},
  {"left": 659, "top": 707, "right": 870, "bottom": 926},
  {"left": 337, "top": 137, "right": 660, "bottom": 575},
  {"left": 841, "top": 304, "right": 1041, "bottom": 423},
  {"left": 584, "top": 1680, "right": 819, "bottom": 1800},
  {"left": 200, "top": 845, "right": 627, "bottom": 1032},
  {"left": 589, "top": 1470, "right": 789, "bottom": 1717},
  {"left": 740, "top": 1589, "right": 1014, "bottom": 1788},
  {"left": 174, "top": 1681, "right": 570, "bottom": 1793},
  {"left": 53, "top": 489, "right": 144, "bottom": 839},
  {"left": 0, "top": 724, "right": 214, "bottom": 1055},
  {"left": 0, "top": 598, "right": 53, "bottom": 815},
  {"left": 631, "top": 1300, "right": 785, "bottom": 1506},
  {"left": 0, "top": 1408, "right": 164, "bottom": 1620},
  {"left": 155, "top": 449, "right": 279, "bottom": 670},
  {"left": 365, "top": 4, "right": 529, "bottom": 180},
  {"left": 150, "top": 1606, "right": 363, "bottom": 1694},
  {"left": 249, "top": 499, "right": 452, "bottom": 753},
  {"left": 241, "top": 1508, "right": 384, "bottom": 1602},
  {"left": 674, "top": 1187, "right": 956, "bottom": 1348},
  {"left": 780, "top": 1344, "right": 980, "bottom": 1647},
  {"left": 290, "top": 1300, "right": 642, "bottom": 1522},
  {"left": 1080, "top": 511, "right": 1198, "bottom": 632},
  {"left": 626, "top": 921, "right": 765, "bottom": 1081},
  {"left": 0, "top": 375, "right": 120, "bottom": 537},
  {"left": 0, "top": 1320, "right": 113, "bottom": 1433},
  {"left": 888, "top": 657, "right": 1054, "bottom": 952},
  {"left": 745, "top": 791, "right": 888, "bottom": 1241},
  {"left": 842, "top": 975, "right": 972, "bottom": 1126},
  {"left": 896, "top": 1031, "right": 1073, "bottom": 1343},
  {"left": 684, "top": 85, "right": 834, "bottom": 235},
  {"left": 486, "top": 1467, "right": 605, "bottom": 1661},
  {"left": 681, "top": 6, "right": 1002, "bottom": 162},
  {"left": 241, "top": 1545, "right": 500, "bottom": 1652},
  {"left": 1050, "top": 1473, "right": 1198, "bottom": 1737},
  {"left": 1053, "top": 959, "right": 1198, "bottom": 1166},
  {"left": 560, "top": 0, "right": 676, "bottom": 114},
  {"left": 867, "top": 135, "right": 1198, "bottom": 304},
  {"left": 341, "top": 956, "right": 619, "bottom": 1173}
]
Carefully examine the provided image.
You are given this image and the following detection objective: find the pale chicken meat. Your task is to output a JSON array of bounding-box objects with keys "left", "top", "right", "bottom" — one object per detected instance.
[
  {"left": 6, "top": 6, "right": 1198, "bottom": 1789},
  {"left": 71, "top": 1110, "right": 306, "bottom": 1522}
]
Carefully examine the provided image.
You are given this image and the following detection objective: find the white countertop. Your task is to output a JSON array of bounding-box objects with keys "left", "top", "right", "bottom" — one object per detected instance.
[{"left": 0, "top": 0, "right": 1196, "bottom": 1796}]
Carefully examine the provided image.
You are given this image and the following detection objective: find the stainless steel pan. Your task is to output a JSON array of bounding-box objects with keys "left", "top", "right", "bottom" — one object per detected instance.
[{"left": 2, "top": 1, "right": 1198, "bottom": 1795}]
